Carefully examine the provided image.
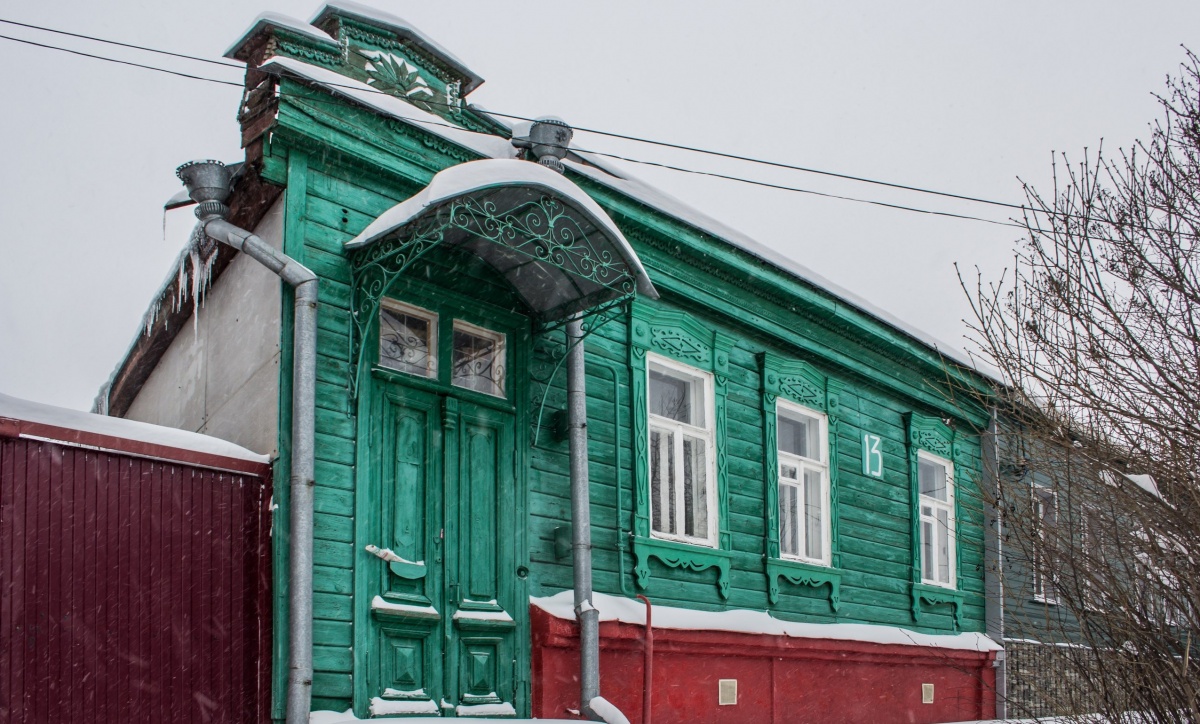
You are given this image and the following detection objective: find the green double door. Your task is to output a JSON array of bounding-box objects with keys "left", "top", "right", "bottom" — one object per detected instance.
[{"left": 363, "top": 377, "right": 523, "bottom": 717}]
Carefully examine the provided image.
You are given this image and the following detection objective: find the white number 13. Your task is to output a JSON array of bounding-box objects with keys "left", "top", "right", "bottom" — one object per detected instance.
[{"left": 862, "top": 433, "right": 883, "bottom": 477}]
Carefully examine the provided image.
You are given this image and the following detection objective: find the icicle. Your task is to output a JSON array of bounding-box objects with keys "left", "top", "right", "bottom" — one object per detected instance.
[
  {"left": 143, "top": 301, "right": 160, "bottom": 337},
  {"left": 175, "top": 252, "right": 187, "bottom": 313},
  {"left": 190, "top": 249, "right": 202, "bottom": 335}
]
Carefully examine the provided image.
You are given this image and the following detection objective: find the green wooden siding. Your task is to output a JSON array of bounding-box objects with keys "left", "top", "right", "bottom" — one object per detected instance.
[{"left": 258, "top": 56, "right": 992, "bottom": 716}]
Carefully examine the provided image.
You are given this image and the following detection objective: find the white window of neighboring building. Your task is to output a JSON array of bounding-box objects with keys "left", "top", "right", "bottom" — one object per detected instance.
[
  {"left": 648, "top": 354, "right": 716, "bottom": 546},
  {"left": 776, "top": 400, "right": 830, "bottom": 565},
  {"left": 1079, "top": 505, "right": 1101, "bottom": 610},
  {"left": 1032, "top": 485, "right": 1058, "bottom": 603},
  {"left": 379, "top": 299, "right": 438, "bottom": 379},
  {"left": 918, "top": 452, "right": 956, "bottom": 588}
]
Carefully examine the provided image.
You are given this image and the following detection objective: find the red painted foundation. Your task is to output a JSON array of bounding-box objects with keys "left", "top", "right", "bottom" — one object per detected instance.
[{"left": 531, "top": 606, "right": 996, "bottom": 724}]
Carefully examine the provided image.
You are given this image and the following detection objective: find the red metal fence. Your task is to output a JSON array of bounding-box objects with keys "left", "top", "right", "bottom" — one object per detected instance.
[{"left": 1, "top": 434, "right": 272, "bottom": 723}]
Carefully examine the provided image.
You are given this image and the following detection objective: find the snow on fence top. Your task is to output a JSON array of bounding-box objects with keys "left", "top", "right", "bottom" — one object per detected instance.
[
  {"left": 533, "top": 590, "right": 1002, "bottom": 652},
  {"left": 0, "top": 392, "right": 270, "bottom": 470}
]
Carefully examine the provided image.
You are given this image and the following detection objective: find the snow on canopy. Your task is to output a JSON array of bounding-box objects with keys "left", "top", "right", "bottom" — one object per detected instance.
[
  {"left": 0, "top": 392, "right": 268, "bottom": 464},
  {"left": 344, "top": 158, "right": 657, "bottom": 298},
  {"left": 532, "top": 590, "right": 1002, "bottom": 652}
]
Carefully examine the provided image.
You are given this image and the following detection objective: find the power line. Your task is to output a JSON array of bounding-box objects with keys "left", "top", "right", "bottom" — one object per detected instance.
[
  {"left": 0, "top": 32, "right": 244, "bottom": 87},
  {"left": 0, "top": 16, "right": 1031, "bottom": 215},
  {"left": 4, "top": 27, "right": 1188, "bottom": 242},
  {"left": 0, "top": 17, "right": 244, "bottom": 68},
  {"left": 0, "top": 29, "right": 1019, "bottom": 228},
  {"left": 282, "top": 93, "right": 1021, "bottom": 228},
  {"left": 576, "top": 148, "right": 1026, "bottom": 229}
]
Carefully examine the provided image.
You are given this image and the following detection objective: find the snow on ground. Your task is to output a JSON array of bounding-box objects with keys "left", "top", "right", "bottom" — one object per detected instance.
[
  {"left": 0, "top": 392, "right": 268, "bottom": 463},
  {"left": 311, "top": 710, "right": 578, "bottom": 724},
  {"left": 533, "top": 590, "right": 1001, "bottom": 652}
]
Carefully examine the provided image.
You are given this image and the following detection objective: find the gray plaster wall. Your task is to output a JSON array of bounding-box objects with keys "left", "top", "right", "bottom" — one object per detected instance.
[{"left": 124, "top": 198, "right": 283, "bottom": 457}]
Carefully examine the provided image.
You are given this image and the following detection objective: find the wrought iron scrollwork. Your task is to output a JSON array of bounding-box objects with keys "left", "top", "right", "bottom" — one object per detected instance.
[
  {"left": 348, "top": 193, "right": 638, "bottom": 395},
  {"left": 527, "top": 299, "right": 630, "bottom": 446}
]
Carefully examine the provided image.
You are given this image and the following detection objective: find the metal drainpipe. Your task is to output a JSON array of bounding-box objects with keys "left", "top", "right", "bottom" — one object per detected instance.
[
  {"left": 176, "top": 160, "right": 319, "bottom": 724},
  {"left": 567, "top": 315, "right": 602, "bottom": 719}
]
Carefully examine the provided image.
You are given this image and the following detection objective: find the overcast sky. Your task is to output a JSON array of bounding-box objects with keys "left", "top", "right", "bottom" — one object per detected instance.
[{"left": 2, "top": 1, "right": 1199, "bottom": 411}]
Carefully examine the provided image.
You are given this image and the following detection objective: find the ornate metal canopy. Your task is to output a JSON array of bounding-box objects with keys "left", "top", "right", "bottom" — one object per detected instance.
[{"left": 345, "top": 159, "right": 658, "bottom": 391}]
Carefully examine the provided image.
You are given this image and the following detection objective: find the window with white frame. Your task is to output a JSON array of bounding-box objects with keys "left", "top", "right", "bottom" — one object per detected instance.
[
  {"left": 918, "top": 452, "right": 956, "bottom": 587},
  {"left": 1032, "top": 485, "right": 1058, "bottom": 602},
  {"left": 776, "top": 401, "right": 830, "bottom": 564},
  {"left": 648, "top": 355, "right": 715, "bottom": 545},
  {"left": 379, "top": 299, "right": 438, "bottom": 378},
  {"left": 452, "top": 320, "right": 506, "bottom": 397},
  {"left": 1078, "top": 505, "right": 1100, "bottom": 610}
]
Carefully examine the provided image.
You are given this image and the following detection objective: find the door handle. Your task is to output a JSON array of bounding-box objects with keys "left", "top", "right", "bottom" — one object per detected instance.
[{"left": 366, "top": 544, "right": 427, "bottom": 580}]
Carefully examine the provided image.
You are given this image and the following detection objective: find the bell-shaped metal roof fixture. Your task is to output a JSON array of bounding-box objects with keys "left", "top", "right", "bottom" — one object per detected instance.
[{"left": 523, "top": 117, "right": 573, "bottom": 174}]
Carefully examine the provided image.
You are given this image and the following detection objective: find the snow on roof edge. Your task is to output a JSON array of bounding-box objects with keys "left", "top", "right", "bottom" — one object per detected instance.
[
  {"left": 309, "top": 1, "right": 479, "bottom": 85},
  {"left": 0, "top": 393, "right": 269, "bottom": 464},
  {"left": 564, "top": 155, "right": 996, "bottom": 380},
  {"left": 1125, "top": 473, "right": 1163, "bottom": 499},
  {"left": 223, "top": 11, "right": 339, "bottom": 59},
  {"left": 259, "top": 56, "right": 514, "bottom": 162},
  {"left": 532, "top": 590, "right": 1001, "bottom": 652}
]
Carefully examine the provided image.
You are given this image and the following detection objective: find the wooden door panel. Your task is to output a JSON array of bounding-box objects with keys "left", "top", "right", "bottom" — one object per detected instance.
[
  {"left": 379, "top": 388, "right": 441, "bottom": 606},
  {"left": 369, "top": 385, "right": 444, "bottom": 712},
  {"left": 450, "top": 402, "right": 517, "bottom": 709},
  {"left": 465, "top": 423, "right": 499, "bottom": 603}
]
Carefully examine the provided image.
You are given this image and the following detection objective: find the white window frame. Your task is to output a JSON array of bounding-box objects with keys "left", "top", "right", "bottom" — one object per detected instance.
[
  {"left": 918, "top": 450, "right": 956, "bottom": 589},
  {"left": 776, "top": 399, "right": 831, "bottom": 566},
  {"left": 451, "top": 319, "right": 507, "bottom": 398},
  {"left": 378, "top": 298, "right": 438, "bottom": 379},
  {"left": 1031, "top": 484, "right": 1059, "bottom": 604},
  {"left": 646, "top": 353, "right": 717, "bottom": 547}
]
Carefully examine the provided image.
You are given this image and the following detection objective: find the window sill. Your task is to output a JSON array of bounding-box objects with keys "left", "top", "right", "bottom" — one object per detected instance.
[
  {"left": 1032, "top": 595, "right": 1060, "bottom": 606},
  {"left": 649, "top": 530, "right": 718, "bottom": 549},
  {"left": 766, "top": 557, "right": 841, "bottom": 611},
  {"left": 911, "top": 582, "right": 964, "bottom": 629},
  {"left": 633, "top": 536, "right": 732, "bottom": 599}
]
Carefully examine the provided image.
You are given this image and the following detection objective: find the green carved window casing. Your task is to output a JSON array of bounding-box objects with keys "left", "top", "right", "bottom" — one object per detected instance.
[
  {"left": 629, "top": 300, "right": 734, "bottom": 598},
  {"left": 759, "top": 352, "right": 844, "bottom": 611},
  {"left": 905, "top": 412, "right": 965, "bottom": 628}
]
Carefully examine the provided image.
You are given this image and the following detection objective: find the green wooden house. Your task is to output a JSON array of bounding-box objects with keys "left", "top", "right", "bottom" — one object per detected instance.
[{"left": 99, "top": 3, "right": 1002, "bottom": 722}]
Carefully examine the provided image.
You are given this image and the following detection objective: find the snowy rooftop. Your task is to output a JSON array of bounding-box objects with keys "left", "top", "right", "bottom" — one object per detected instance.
[
  {"left": 534, "top": 590, "right": 1001, "bottom": 652},
  {"left": 223, "top": 11, "right": 339, "bottom": 58},
  {"left": 225, "top": 4, "right": 484, "bottom": 93},
  {"left": 0, "top": 392, "right": 269, "bottom": 466},
  {"left": 258, "top": 56, "right": 515, "bottom": 161},
  {"left": 252, "top": 51, "right": 988, "bottom": 376},
  {"left": 309, "top": 1, "right": 481, "bottom": 89}
]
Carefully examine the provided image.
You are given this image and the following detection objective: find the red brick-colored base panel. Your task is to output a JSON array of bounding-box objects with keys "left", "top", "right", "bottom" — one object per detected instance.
[{"left": 531, "top": 607, "right": 996, "bottom": 724}]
